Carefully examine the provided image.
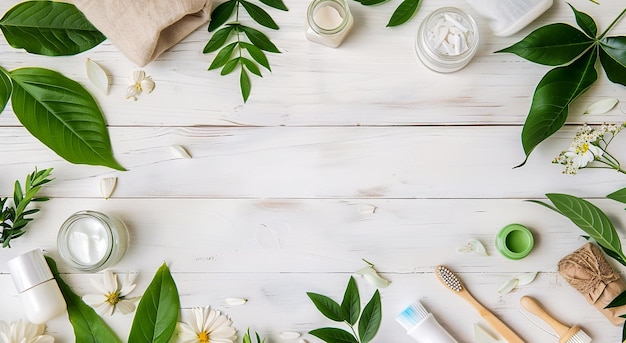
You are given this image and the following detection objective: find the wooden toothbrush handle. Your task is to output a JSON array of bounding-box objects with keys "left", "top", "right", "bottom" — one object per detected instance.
[
  {"left": 462, "top": 291, "right": 525, "bottom": 343},
  {"left": 520, "top": 296, "right": 570, "bottom": 337}
]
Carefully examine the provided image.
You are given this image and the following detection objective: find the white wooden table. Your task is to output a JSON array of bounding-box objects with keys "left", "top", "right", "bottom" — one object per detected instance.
[{"left": 1, "top": 0, "right": 626, "bottom": 341}]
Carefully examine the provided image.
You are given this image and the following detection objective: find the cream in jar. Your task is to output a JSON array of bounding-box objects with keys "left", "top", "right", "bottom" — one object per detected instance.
[{"left": 305, "top": 0, "right": 354, "bottom": 48}]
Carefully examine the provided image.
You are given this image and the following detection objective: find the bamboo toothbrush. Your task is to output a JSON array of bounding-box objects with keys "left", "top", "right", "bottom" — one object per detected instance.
[
  {"left": 435, "top": 265, "right": 525, "bottom": 343},
  {"left": 520, "top": 296, "right": 592, "bottom": 343}
]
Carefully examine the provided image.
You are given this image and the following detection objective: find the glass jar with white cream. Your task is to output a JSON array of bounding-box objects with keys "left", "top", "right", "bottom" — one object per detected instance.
[
  {"left": 415, "top": 7, "right": 479, "bottom": 73},
  {"left": 305, "top": 0, "right": 354, "bottom": 48},
  {"left": 57, "top": 210, "right": 129, "bottom": 272}
]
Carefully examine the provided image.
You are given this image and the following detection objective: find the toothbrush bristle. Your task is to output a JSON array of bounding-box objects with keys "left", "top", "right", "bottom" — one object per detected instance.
[
  {"left": 567, "top": 329, "right": 592, "bottom": 343},
  {"left": 437, "top": 265, "right": 463, "bottom": 292}
]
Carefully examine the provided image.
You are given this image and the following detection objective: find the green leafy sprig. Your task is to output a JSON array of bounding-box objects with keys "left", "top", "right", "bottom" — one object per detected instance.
[
  {"left": 496, "top": 4, "right": 626, "bottom": 167},
  {"left": 0, "top": 168, "right": 53, "bottom": 248},
  {"left": 204, "top": 0, "right": 287, "bottom": 102},
  {"left": 355, "top": 0, "right": 422, "bottom": 27},
  {"left": 243, "top": 328, "right": 266, "bottom": 343},
  {"left": 307, "top": 276, "right": 382, "bottom": 343}
]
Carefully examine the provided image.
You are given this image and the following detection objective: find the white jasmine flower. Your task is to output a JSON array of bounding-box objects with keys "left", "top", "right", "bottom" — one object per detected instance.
[
  {"left": 0, "top": 319, "right": 54, "bottom": 343},
  {"left": 176, "top": 307, "right": 237, "bottom": 343},
  {"left": 83, "top": 270, "right": 139, "bottom": 316},
  {"left": 126, "top": 70, "right": 155, "bottom": 100}
]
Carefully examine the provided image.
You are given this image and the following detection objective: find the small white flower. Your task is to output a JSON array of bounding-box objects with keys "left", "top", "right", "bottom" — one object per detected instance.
[
  {"left": 176, "top": 307, "right": 237, "bottom": 343},
  {"left": 354, "top": 260, "right": 391, "bottom": 288},
  {"left": 126, "top": 70, "right": 155, "bottom": 100},
  {"left": 83, "top": 270, "right": 139, "bottom": 316},
  {"left": 553, "top": 124, "right": 605, "bottom": 174},
  {"left": 0, "top": 319, "right": 54, "bottom": 343}
]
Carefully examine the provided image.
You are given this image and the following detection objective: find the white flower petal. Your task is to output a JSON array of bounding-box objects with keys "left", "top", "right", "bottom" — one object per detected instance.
[
  {"left": 584, "top": 98, "right": 619, "bottom": 115},
  {"left": 140, "top": 77, "right": 155, "bottom": 94},
  {"left": 130, "top": 70, "right": 146, "bottom": 85},
  {"left": 474, "top": 323, "right": 501, "bottom": 343},
  {"left": 102, "top": 270, "right": 118, "bottom": 292},
  {"left": 177, "top": 308, "right": 236, "bottom": 343},
  {"left": 100, "top": 177, "right": 117, "bottom": 200},
  {"left": 82, "top": 294, "right": 106, "bottom": 306},
  {"left": 457, "top": 238, "right": 488, "bottom": 256},
  {"left": 516, "top": 272, "right": 539, "bottom": 286},
  {"left": 86, "top": 58, "right": 110, "bottom": 95},
  {"left": 115, "top": 300, "right": 136, "bottom": 315},
  {"left": 126, "top": 85, "right": 140, "bottom": 100},
  {"left": 497, "top": 277, "right": 519, "bottom": 294},
  {"left": 224, "top": 298, "right": 247, "bottom": 306},
  {"left": 354, "top": 266, "right": 391, "bottom": 288},
  {"left": 279, "top": 331, "right": 301, "bottom": 339},
  {"left": 171, "top": 145, "right": 192, "bottom": 159},
  {"left": 31, "top": 335, "right": 55, "bottom": 343}
]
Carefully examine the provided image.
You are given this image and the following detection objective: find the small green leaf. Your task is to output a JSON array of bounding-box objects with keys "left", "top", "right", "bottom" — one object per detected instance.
[
  {"left": 599, "top": 36, "right": 626, "bottom": 86},
  {"left": 340, "top": 276, "right": 360, "bottom": 326},
  {"left": 306, "top": 292, "right": 345, "bottom": 322},
  {"left": 13, "top": 181, "right": 22, "bottom": 206},
  {"left": 241, "top": 42, "right": 271, "bottom": 71},
  {"left": 309, "top": 328, "right": 358, "bottom": 343},
  {"left": 209, "top": 0, "right": 237, "bottom": 32},
  {"left": 0, "top": 69, "right": 11, "bottom": 114},
  {"left": 607, "top": 290, "right": 626, "bottom": 308},
  {"left": 239, "top": 25, "right": 280, "bottom": 53},
  {"left": 242, "top": 58, "right": 262, "bottom": 77},
  {"left": 221, "top": 58, "right": 240, "bottom": 76},
  {"left": 495, "top": 23, "right": 593, "bottom": 66},
  {"left": 358, "top": 290, "right": 382, "bottom": 343},
  {"left": 608, "top": 188, "right": 626, "bottom": 205},
  {"left": 204, "top": 26, "right": 234, "bottom": 53},
  {"left": 0, "top": 1, "right": 105, "bottom": 56},
  {"left": 209, "top": 42, "right": 238, "bottom": 70},
  {"left": 240, "top": 68, "right": 252, "bottom": 102},
  {"left": 568, "top": 3, "right": 597, "bottom": 37},
  {"left": 356, "top": 0, "right": 389, "bottom": 5},
  {"left": 240, "top": 0, "right": 279, "bottom": 30},
  {"left": 128, "top": 263, "right": 180, "bottom": 343},
  {"left": 10, "top": 68, "right": 125, "bottom": 171},
  {"left": 46, "top": 256, "right": 123, "bottom": 343},
  {"left": 386, "top": 0, "right": 421, "bottom": 27},
  {"left": 258, "top": 0, "right": 288, "bottom": 11},
  {"left": 518, "top": 49, "right": 597, "bottom": 166}
]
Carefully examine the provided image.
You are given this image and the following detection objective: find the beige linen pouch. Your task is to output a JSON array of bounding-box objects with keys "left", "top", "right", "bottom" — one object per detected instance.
[
  {"left": 71, "top": 0, "right": 212, "bottom": 66},
  {"left": 558, "top": 242, "right": 626, "bottom": 325}
]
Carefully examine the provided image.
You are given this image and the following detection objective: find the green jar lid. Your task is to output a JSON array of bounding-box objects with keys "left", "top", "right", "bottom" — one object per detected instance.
[{"left": 495, "top": 224, "right": 534, "bottom": 260}]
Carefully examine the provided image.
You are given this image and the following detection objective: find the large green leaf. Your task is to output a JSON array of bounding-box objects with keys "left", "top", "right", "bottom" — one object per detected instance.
[
  {"left": 340, "top": 277, "right": 360, "bottom": 326},
  {"left": 545, "top": 193, "right": 626, "bottom": 261},
  {"left": 0, "top": 1, "right": 105, "bottom": 56},
  {"left": 208, "top": 0, "right": 237, "bottom": 32},
  {"left": 387, "top": 0, "right": 421, "bottom": 27},
  {"left": 240, "top": 68, "right": 252, "bottom": 102},
  {"left": 495, "top": 23, "right": 593, "bottom": 66},
  {"left": 568, "top": 4, "right": 597, "bottom": 38},
  {"left": 203, "top": 26, "right": 234, "bottom": 53},
  {"left": 309, "top": 328, "right": 358, "bottom": 343},
  {"left": 519, "top": 49, "right": 597, "bottom": 165},
  {"left": 45, "top": 256, "right": 123, "bottom": 343},
  {"left": 209, "top": 42, "right": 238, "bottom": 70},
  {"left": 128, "top": 263, "right": 180, "bottom": 343},
  {"left": 358, "top": 290, "right": 381, "bottom": 343},
  {"left": 9, "top": 67, "right": 125, "bottom": 171},
  {"left": 240, "top": 0, "right": 279, "bottom": 30},
  {"left": 241, "top": 42, "right": 271, "bottom": 71},
  {"left": 258, "top": 0, "right": 288, "bottom": 11},
  {"left": 0, "top": 69, "right": 11, "bottom": 114},
  {"left": 607, "top": 188, "right": 626, "bottom": 205},
  {"left": 306, "top": 292, "right": 345, "bottom": 322},
  {"left": 599, "top": 36, "right": 626, "bottom": 86},
  {"left": 238, "top": 25, "right": 280, "bottom": 53}
]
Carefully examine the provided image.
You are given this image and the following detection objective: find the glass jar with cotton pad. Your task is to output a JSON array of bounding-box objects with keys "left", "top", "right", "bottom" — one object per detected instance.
[
  {"left": 415, "top": 7, "right": 479, "bottom": 73},
  {"left": 305, "top": 0, "right": 354, "bottom": 48},
  {"left": 57, "top": 210, "right": 129, "bottom": 272}
]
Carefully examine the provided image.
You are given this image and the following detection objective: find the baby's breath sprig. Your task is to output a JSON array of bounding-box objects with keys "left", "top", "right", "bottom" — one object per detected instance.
[{"left": 204, "top": 0, "right": 287, "bottom": 102}]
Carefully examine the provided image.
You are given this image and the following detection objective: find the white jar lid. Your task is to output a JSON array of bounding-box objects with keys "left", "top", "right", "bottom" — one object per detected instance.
[{"left": 7, "top": 249, "right": 53, "bottom": 293}]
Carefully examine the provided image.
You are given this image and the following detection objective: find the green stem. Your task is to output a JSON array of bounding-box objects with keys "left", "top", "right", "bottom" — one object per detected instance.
[
  {"left": 347, "top": 323, "right": 359, "bottom": 342},
  {"left": 599, "top": 7, "right": 626, "bottom": 40}
]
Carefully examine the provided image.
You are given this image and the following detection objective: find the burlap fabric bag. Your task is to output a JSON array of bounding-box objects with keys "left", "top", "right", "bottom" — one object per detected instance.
[
  {"left": 558, "top": 243, "right": 626, "bottom": 325},
  {"left": 71, "top": 0, "right": 212, "bottom": 66}
]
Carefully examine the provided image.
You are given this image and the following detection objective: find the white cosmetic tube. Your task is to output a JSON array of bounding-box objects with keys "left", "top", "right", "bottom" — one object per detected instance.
[{"left": 396, "top": 300, "right": 458, "bottom": 343}]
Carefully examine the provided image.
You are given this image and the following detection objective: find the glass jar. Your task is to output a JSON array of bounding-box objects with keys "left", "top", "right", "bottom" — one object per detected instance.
[
  {"left": 415, "top": 7, "right": 479, "bottom": 73},
  {"left": 305, "top": 0, "right": 354, "bottom": 48},
  {"left": 57, "top": 210, "right": 129, "bottom": 272}
]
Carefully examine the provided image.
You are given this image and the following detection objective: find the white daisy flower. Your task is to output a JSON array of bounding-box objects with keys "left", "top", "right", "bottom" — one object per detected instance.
[
  {"left": 176, "top": 307, "right": 237, "bottom": 343},
  {"left": 82, "top": 270, "right": 139, "bottom": 316},
  {"left": 0, "top": 319, "right": 54, "bottom": 343},
  {"left": 126, "top": 70, "right": 155, "bottom": 100}
]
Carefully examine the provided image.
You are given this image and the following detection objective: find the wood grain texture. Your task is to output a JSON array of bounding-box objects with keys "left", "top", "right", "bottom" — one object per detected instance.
[{"left": 0, "top": 0, "right": 625, "bottom": 341}]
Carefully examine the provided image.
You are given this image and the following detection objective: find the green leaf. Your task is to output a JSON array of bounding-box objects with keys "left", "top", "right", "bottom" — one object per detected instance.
[
  {"left": 239, "top": 25, "right": 280, "bottom": 53},
  {"left": 544, "top": 193, "right": 626, "bottom": 261},
  {"left": 240, "top": 68, "right": 252, "bottom": 102},
  {"left": 386, "top": 0, "right": 421, "bottom": 27},
  {"left": 0, "top": 69, "right": 11, "bottom": 114},
  {"left": 518, "top": 49, "right": 597, "bottom": 166},
  {"left": 606, "top": 290, "right": 626, "bottom": 308},
  {"left": 568, "top": 4, "right": 597, "bottom": 37},
  {"left": 307, "top": 292, "right": 345, "bottom": 322},
  {"left": 607, "top": 188, "right": 626, "bottom": 205},
  {"left": 209, "top": 0, "right": 237, "bottom": 32},
  {"left": 9, "top": 68, "right": 125, "bottom": 171},
  {"left": 258, "top": 0, "right": 288, "bottom": 11},
  {"left": 495, "top": 23, "right": 593, "bottom": 66},
  {"left": 204, "top": 26, "right": 234, "bottom": 53},
  {"left": 240, "top": 0, "right": 279, "bottom": 30},
  {"left": 309, "top": 328, "right": 358, "bottom": 343},
  {"left": 340, "top": 276, "right": 360, "bottom": 326},
  {"left": 46, "top": 256, "right": 123, "bottom": 343},
  {"left": 128, "top": 263, "right": 180, "bottom": 343},
  {"left": 358, "top": 290, "right": 382, "bottom": 343},
  {"left": 221, "top": 58, "right": 240, "bottom": 76},
  {"left": 13, "top": 181, "right": 22, "bottom": 206},
  {"left": 599, "top": 36, "right": 626, "bottom": 86},
  {"left": 242, "top": 57, "right": 263, "bottom": 77},
  {"left": 356, "top": 0, "right": 389, "bottom": 5},
  {"left": 0, "top": 1, "right": 105, "bottom": 56},
  {"left": 209, "top": 42, "right": 238, "bottom": 70},
  {"left": 241, "top": 42, "right": 271, "bottom": 71}
]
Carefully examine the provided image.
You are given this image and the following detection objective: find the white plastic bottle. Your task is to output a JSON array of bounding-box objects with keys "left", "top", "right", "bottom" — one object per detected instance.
[
  {"left": 464, "top": 0, "right": 553, "bottom": 37},
  {"left": 7, "top": 249, "right": 67, "bottom": 324}
]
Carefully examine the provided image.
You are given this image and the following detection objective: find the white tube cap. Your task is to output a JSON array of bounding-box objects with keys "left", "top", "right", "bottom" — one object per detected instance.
[{"left": 7, "top": 249, "right": 54, "bottom": 293}]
